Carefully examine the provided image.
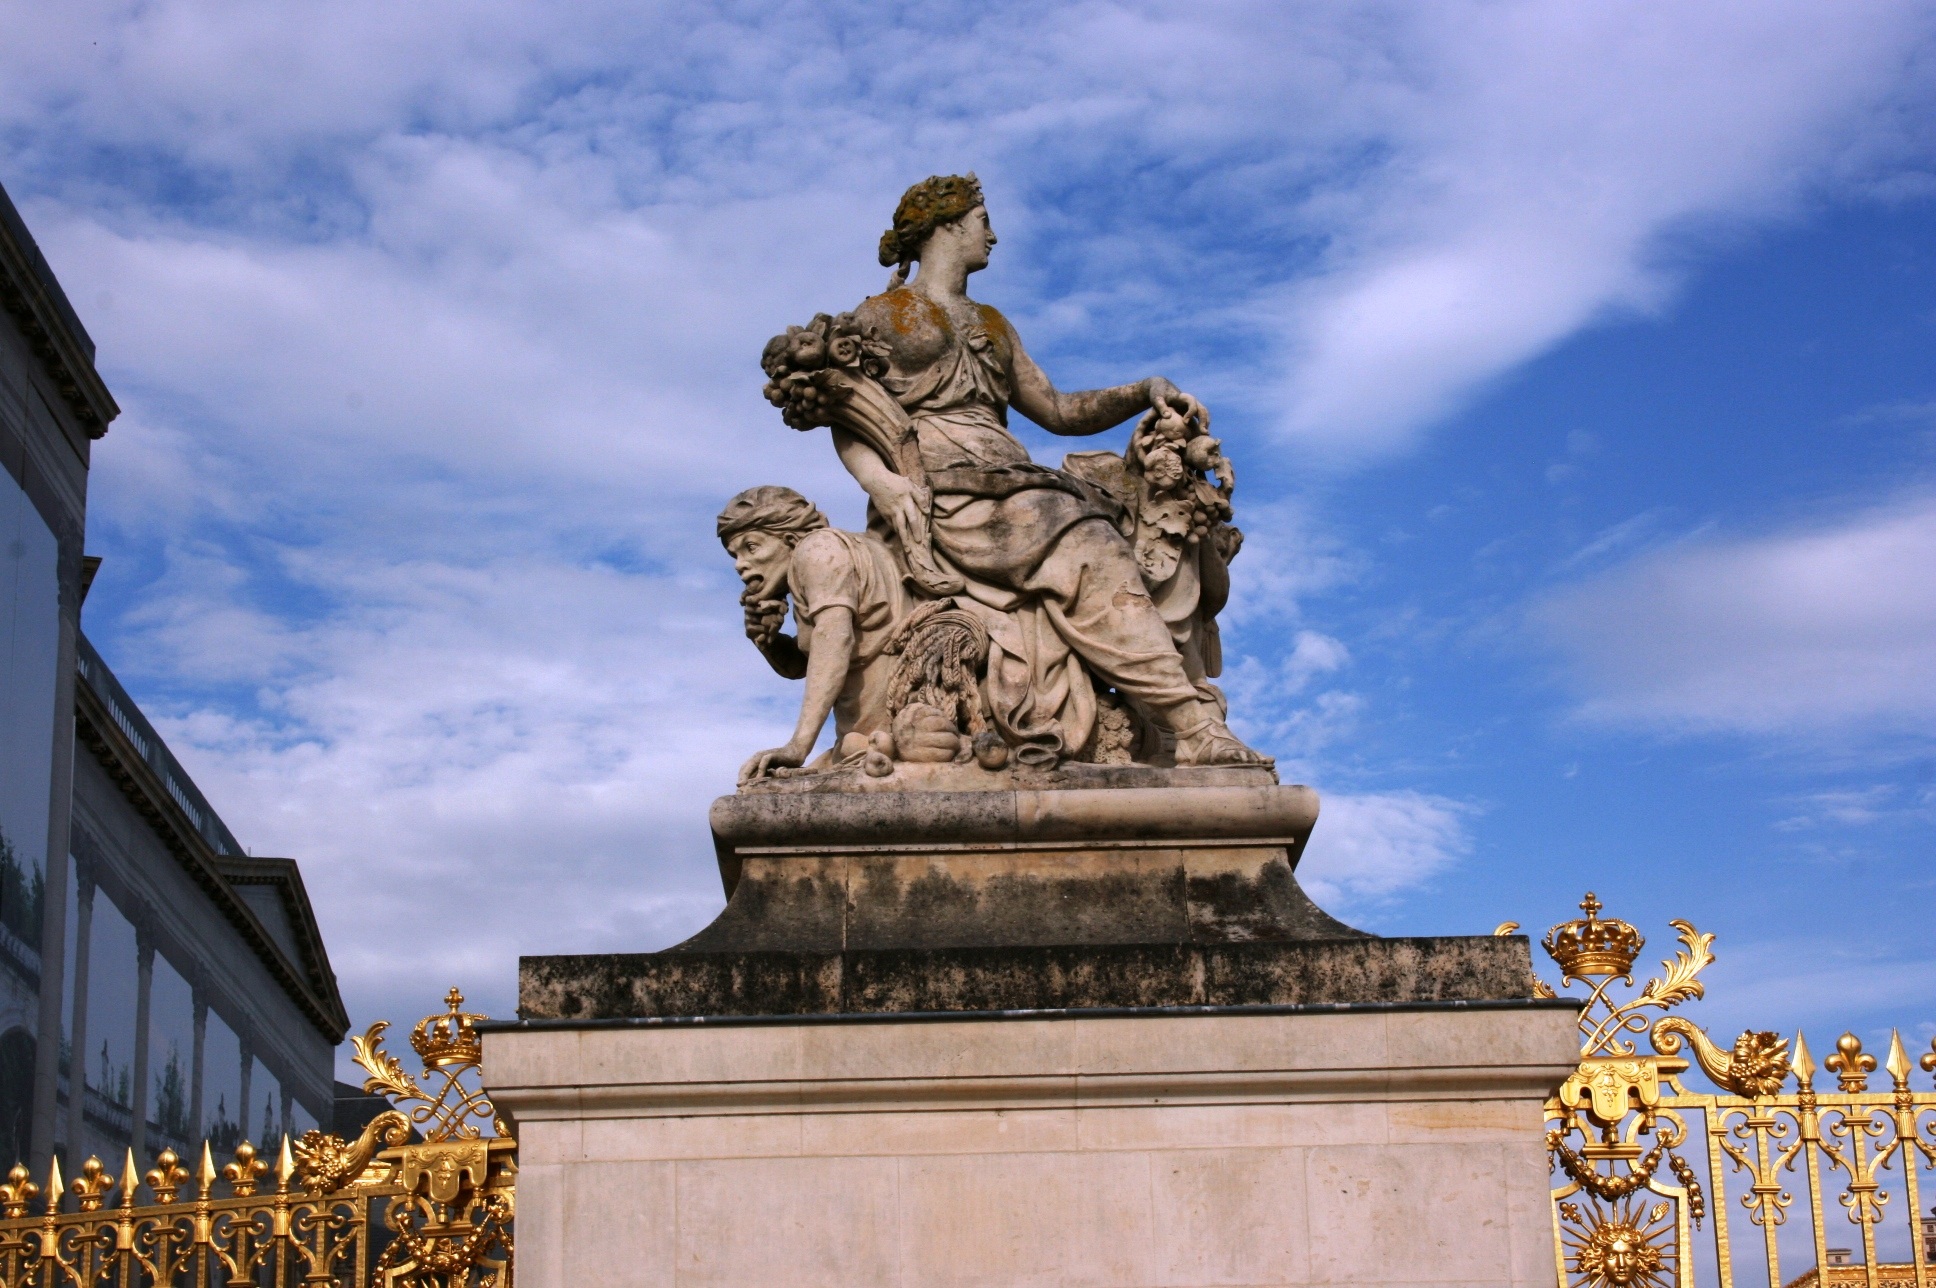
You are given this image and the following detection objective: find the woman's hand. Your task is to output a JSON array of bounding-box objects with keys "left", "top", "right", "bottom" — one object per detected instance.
[
  {"left": 869, "top": 471, "right": 927, "bottom": 541},
  {"left": 1146, "top": 377, "right": 1210, "bottom": 431}
]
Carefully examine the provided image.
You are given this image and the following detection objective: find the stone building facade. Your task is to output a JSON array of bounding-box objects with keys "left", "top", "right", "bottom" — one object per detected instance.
[{"left": 0, "top": 176, "right": 346, "bottom": 1174}]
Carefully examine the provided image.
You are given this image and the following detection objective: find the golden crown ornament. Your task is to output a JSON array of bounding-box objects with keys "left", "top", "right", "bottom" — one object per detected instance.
[
  {"left": 411, "top": 987, "right": 486, "bottom": 1068},
  {"left": 1543, "top": 892, "right": 1645, "bottom": 980}
]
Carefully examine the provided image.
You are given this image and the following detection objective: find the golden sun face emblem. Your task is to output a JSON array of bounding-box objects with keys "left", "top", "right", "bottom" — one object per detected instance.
[
  {"left": 1561, "top": 1198, "right": 1677, "bottom": 1288},
  {"left": 1578, "top": 1221, "right": 1663, "bottom": 1287}
]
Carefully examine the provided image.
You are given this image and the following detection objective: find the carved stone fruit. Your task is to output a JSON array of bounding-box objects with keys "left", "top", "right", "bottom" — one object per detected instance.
[{"left": 972, "top": 730, "right": 1009, "bottom": 770}]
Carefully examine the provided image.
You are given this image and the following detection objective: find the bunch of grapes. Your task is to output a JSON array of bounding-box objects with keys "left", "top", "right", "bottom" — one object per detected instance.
[{"left": 759, "top": 312, "right": 887, "bottom": 431}]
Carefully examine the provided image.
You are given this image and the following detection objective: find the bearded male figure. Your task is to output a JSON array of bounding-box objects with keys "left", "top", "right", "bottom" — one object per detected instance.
[
  {"left": 718, "top": 486, "right": 911, "bottom": 782},
  {"left": 789, "top": 175, "right": 1270, "bottom": 769}
]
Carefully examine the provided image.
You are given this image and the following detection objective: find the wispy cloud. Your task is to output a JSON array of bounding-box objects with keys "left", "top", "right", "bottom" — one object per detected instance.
[
  {"left": 1297, "top": 790, "right": 1475, "bottom": 911},
  {"left": 1533, "top": 493, "right": 1936, "bottom": 737}
]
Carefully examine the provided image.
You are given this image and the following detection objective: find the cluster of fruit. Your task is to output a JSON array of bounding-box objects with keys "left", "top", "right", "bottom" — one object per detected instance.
[
  {"left": 1129, "top": 406, "right": 1235, "bottom": 545},
  {"left": 758, "top": 311, "right": 888, "bottom": 431}
]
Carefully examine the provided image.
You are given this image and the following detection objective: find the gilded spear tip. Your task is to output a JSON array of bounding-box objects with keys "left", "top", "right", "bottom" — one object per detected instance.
[
  {"left": 196, "top": 1141, "right": 217, "bottom": 1198},
  {"left": 1791, "top": 1031, "right": 1816, "bottom": 1088},
  {"left": 1886, "top": 1029, "right": 1913, "bottom": 1091},
  {"left": 44, "top": 1155, "right": 62, "bottom": 1215},
  {"left": 119, "top": 1148, "right": 137, "bottom": 1207}
]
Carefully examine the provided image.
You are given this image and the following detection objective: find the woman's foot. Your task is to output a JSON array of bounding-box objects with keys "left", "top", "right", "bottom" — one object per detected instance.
[{"left": 1173, "top": 718, "right": 1274, "bottom": 768}]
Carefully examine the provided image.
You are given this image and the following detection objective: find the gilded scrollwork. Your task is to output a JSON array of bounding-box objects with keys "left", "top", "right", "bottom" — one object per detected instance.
[
  {"left": 1650, "top": 1017, "right": 1789, "bottom": 1098},
  {"left": 293, "top": 1108, "right": 411, "bottom": 1193},
  {"left": 0, "top": 987, "right": 515, "bottom": 1288},
  {"left": 1535, "top": 893, "right": 1936, "bottom": 1288}
]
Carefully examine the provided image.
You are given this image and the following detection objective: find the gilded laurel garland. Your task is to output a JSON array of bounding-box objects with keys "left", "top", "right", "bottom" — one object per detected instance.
[
  {"left": 0, "top": 988, "right": 513, "bottom": 1287},
  {"left": 1536, "top": 895, "right": 1936, "bottom": 1288}
]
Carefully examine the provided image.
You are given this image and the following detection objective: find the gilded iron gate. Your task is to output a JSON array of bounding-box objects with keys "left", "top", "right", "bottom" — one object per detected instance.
[
  {"left": 0, "top": 989, "right": 512, "bottom": 1286},
  {"left": 1529, "top": 895, "right": 1936, "bottom": 1288}
]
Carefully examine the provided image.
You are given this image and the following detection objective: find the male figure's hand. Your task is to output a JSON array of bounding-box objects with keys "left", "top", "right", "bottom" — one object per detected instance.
[
  {"left": 739, "top": 738, "right": 813, "bottom": 784},
  {"left": 743, "top": 597, "right": 788, "bottom": 647}
]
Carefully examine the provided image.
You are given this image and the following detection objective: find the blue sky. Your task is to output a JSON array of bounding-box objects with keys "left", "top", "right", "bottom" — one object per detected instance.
[{"left": 1, "top": 1, "right": 1932, "bottom": 1055}]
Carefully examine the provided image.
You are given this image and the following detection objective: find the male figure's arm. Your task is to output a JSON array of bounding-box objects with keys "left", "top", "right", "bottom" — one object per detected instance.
[
  {"left": 738, "top": 534, "right": 865, "bottom": 783},
  {"left": 744, "top": 595, "right": 807, "bottom": 679}
]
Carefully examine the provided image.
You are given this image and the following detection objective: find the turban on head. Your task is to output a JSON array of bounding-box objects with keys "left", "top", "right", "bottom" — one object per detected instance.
[{"left": 717, "top": 486, "right": 829, "bottom": 546}]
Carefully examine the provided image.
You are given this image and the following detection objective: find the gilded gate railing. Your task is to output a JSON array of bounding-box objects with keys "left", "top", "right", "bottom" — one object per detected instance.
[
  {"left": 1527, "top": 896, "right": 1936, "bottom": 1288},
  {"left": 0, "top": 988, "right": 512, "bottom": 1286}
]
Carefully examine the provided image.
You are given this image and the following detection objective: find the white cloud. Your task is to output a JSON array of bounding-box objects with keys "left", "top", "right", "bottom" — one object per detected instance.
[
  {"left": 135, "top": 545, "right": 782, "bottom": 1024},
  {"left": 1296, "top": 790, "right": 1474, "bottom": 908},
  {"left": 7, "top": 3, "right": 1927, "bottom": 463},
  {"left": 1772, "top": 785, "right": 1929, "bottom": 832},
  {"left": 1271, "top": 1, "right": 1936, "bottom": 455},
  {"left": 1534, "top": 494, "right": 1936, "bottom": 736},
  {"left": 1282, "top": 630, "right": 1351, "bottom": 692},
  {"left": 1219, "top": 500, "right": 1362, "bottom": 627}
]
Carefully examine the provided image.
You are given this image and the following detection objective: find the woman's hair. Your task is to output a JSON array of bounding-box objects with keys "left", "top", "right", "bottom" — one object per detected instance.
[
  {"left": 717, "top": 486, "right": 829, "bottom": 546},
  {"left": 878, "top": 173, "right": 984, "bottom": 290}
]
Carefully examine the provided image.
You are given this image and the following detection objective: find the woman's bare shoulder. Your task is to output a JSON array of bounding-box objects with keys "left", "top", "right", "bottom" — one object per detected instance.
[{"left": 855, "top": 287, "right": 945, "bottom": 338}]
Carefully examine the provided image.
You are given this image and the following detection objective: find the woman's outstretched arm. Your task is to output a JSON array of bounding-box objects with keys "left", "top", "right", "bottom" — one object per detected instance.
[{"left": 1005, "top": 320, "right": 1204, "bottom": 438}]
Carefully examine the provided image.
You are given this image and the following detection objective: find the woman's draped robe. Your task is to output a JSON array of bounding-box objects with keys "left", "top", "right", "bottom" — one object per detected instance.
[{"left": 856, "top": 290, "right": 1201, "bottom": 764}]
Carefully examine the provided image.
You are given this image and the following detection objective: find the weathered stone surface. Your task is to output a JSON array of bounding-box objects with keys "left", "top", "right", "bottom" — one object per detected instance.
[
  {"left": 709, "top": 774, "right": 1312, "bottom": 894},
  {"left": 515, "top": 780, "right": 1545, "bottom": 1020},
  {"left": 518, "top": 934, "right": 1541, "bottom": 1020},
  {"left": 680, "top": 842, "right": 1349, "bottom": 955}
]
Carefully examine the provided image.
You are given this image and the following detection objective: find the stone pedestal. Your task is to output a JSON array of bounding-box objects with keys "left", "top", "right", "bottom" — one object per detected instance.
[
  {"left": 489, "top": 775, "right": 1577, "bottom": 1285},
  {"left": 483, "top": 1001, "right": 1579, "bottom": 1287}
]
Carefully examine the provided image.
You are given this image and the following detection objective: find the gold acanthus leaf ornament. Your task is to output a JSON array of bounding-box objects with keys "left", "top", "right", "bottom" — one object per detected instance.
[
  {"left": 1634, "top": 921, "right": 1714, "bottom": 1011},
  {"left": 352, "top": 1020, "right": 426, "bottom": 1105},
  {"left": 1651, "top": 1017, "right": 1789, "bottom": 1097}
]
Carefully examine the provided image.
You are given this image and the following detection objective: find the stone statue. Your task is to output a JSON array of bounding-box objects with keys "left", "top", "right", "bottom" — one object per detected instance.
[{"left": 743, "top": 173, "right": 1268, "bottom": 782}]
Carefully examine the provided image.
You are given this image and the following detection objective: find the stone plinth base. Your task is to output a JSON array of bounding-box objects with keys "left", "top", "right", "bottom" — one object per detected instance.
[
  {"left": 521, "top": 779, "right": 1542, "bottom": 1020},
  {"left": 482, "top": 1000, "right": 1579, "bottom": 1287}
]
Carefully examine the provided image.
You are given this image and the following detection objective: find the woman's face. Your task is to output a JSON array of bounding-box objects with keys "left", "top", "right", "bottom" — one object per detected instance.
[{"left": 931, "top": 204, "right": 997, "bottom": 272}]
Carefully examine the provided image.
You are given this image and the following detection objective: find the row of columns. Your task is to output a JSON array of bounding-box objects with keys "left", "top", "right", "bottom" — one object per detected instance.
[{"left": 62, "top": 858, "right": 285, "bottom": 1163}]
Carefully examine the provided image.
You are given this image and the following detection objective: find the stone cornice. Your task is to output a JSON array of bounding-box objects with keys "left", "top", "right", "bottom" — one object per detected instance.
[
  {"left": 482, "top": 1004, "right": 1585, "bottom": 1126},
  {"left": 0, "top": 196, "right": 118, "bottom": 438},
  {"left": 215, "top": 854, "right": 348, "bottom": 1035},
  {"left": 74, "top": 679, "right": 348, "bottom": 1042}
]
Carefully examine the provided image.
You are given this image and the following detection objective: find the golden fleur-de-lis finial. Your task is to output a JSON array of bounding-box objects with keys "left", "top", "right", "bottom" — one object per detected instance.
[
  {"left": 70, "top": 1156, "right": 115, "bottom": 1212},
  {"left": 0, "top": 1164, "right": 38, "bottom": 1218},
  {"left": 1826, "top": 1032, "right": 1876, "bottom": 1092},
  {"left": 223, "top": 1142, "right": 267, "bottom": 1197},
  {"left": 145, "top": 1149, "right": 190, "bottom": 1205}
]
